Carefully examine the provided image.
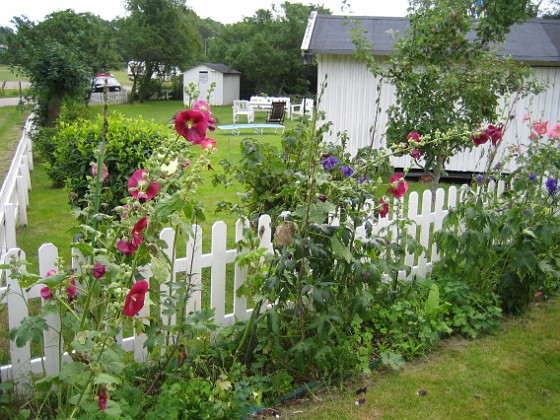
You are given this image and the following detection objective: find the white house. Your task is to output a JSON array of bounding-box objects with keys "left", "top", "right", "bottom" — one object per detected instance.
[
  {"left": 183, "top": 63, "right": 241, "bottom": 106},
  {"left": 302, "top": 12, "right": 560, "bottom": 174}
]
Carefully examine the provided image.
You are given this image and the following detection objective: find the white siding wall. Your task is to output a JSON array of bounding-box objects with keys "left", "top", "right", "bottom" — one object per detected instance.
[
  {"left": 222, "top": 74, "right": 240, "bottom": 105},
  {"left": 317, "top": 54, "right": 560, "bottom": 173}
]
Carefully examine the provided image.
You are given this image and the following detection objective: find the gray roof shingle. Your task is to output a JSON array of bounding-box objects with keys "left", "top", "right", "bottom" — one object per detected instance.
[{"left": 304, "top": 14, "right": 560, "bottom": 65}]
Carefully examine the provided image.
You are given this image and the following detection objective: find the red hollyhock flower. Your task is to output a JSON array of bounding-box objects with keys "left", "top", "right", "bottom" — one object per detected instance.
[
  {"left": 117, "top": 240, "right": 137, "bottom": 255},
  {"left": 91, "top": 262, "right": 106, "bottom": 279},
  {"left": 486, "top": 124, "right": 503, "bottom": 146},
  {"left": 98, "top": 387, "right": 108, "bottom": 410},
  {"left": 378, "top": 197, "right": 389, "bottom": 218},
  {"left": 128, "top": 170, "right": 160, "bottom": 203},
  {"left": 406, "top": 132, "right": 421, "bottom": 143},
  {"left": 471, "top": 131, "right": 489, "bottom": 146},
  {"left": 175, "top": 110, "right": 208, "bottom": 144},
  {"left": 123, "top": 280, "right": 149, "bottom": 317},
  {"left": 66, "top": 278, "right": 77, "bottom": 301},
  {"left": 388, "top": 174, "right": 408, "bottom": 199},
  {"left": 131, "top": 216, "right": 148, "bottom": 247}
]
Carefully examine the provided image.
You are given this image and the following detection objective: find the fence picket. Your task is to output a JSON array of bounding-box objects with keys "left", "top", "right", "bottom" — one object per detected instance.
[{"left": 211, "top": 221, "right": 228, "bottom": 326}]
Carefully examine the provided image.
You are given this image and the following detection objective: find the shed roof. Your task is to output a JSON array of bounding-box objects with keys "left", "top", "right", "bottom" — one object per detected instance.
[
  {"left": 303, "top": 13, "right": 560, "bottom": 65},
  {"left": 187, "top": 63, "right": 241, "bottom": 74}
]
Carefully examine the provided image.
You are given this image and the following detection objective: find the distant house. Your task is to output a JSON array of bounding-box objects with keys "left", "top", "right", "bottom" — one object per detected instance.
[
  {"left": 183, "top": 63, "right": 241, "bottom": 106},
  {"left": 302, "top": 12, "right": 560, "bottom": 173}
]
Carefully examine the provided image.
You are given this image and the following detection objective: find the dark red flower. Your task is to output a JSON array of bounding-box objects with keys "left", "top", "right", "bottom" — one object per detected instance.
[
  {"left": 471, "top": 131, "right": 489, "bottom": 146},
  {"left": 98, "top": 387, "right": 108, "bottom": 410},
  {"left": 117, "top": 240, "right": 137, "bottom": 255},
  {"left": 131, "top": 216, "right": 148, "bottom": 247},
  {"left": 128, "top": 170, "right": 160, "bottom": 203},
  {"left": 388, "top": 174, "right": 408, "bottom": 199},
  {"left": 406, "top": 132, "right": 421, "bottom": 143},
  {"left": 91, "top": 262, "right": 106, "bottom": 279},
  {"left": 486, "top": 124, "right": 503, "bottom": 146},
  {"left": 66, "top": 278, "right": 77, "bottom": 301},
  {"left": 318, "top": 194, "right": 327, "bottom": 202},
  {"left": 175, "top": 110, "right": 207, "bottom": 144},
  {"left": 378, "top": 197, "right": 389, "bottom": 218},
  {"left": 201, "top": 138, "right": 216, "bottom": 149},
  {"left": 123, "top": 280, "right": 149, "bottom": 317}
]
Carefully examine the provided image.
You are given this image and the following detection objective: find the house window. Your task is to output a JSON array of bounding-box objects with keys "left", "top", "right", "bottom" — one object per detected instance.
[{"left": 199, "top": 71, "right": 208, "bottom": 83}]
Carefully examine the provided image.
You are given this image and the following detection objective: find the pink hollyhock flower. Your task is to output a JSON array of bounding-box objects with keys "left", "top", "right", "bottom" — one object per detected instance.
[
  {"left": 92, "top": 262, "right": 106, "bottom": 279},
  {"left": 92, "top": 163, "right": 109, "bottom": 183},
  {"left": 522, "top": 113, "right": 531, "bottom": 123},
  {"left": 318, "top": 194, "right": 327, "bottom": 202},
  {"left": 388, "top": 174, "right": 408, "bottom": 199},
  {"left": 548, "top": 122, "right": 560, "bottom": 140},
  {"left": 175, "top": 110, "right": 208, "bottom": 144},
  {"left": 378, "top": 197, "right": 389, "bottom": 218},
  {"left": 192, "top": 100, "right": 210, "bottom": 114},
  {"left": 411, "top": 149, "right": 421, "bottom": 160},
  {"left": 46, "top": 269, "right": 57, "bottom": 277},
  {"left": 406, "top": 132, "right": 421, "bottom": 143},
  {"left": 40, "top": 286, "right": 52, "bottom": 300},
  {"left": 182, "top": 158, "right": 191, "bottom": 169},
  {"left": 532, "top": 120, "right": 548, "bottom": 136},
  {"left": 123, "top": 280, "right": 149, "bottom": 317},
  {"left": 472, "top": 131, "right": 489, "bottom": 146},
  {"left": 98, "top": 387, "right": 108, "bottom": 410},
  {"left": 201, "top": 138, "right": 216, "bottom": 149},
  {"left": 534, "top": 291, "right": 543, "bottom": 298},
  {"left": 128, "top": 169, "right": 160, "bottom": 203}
]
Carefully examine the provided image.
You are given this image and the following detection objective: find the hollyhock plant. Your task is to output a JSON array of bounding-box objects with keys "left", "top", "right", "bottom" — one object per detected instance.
[
  {"left": 486, "top": 124, "right": 503, "bottom": 146},
  {"left": 66, "top": 278, "right": 77, "bottom": 301},
  {"left": 406, "top": 131, "right": 421, "bottom": 143},
  {"left": 117, "top": 240, "right": 137, "bottom": 255},
  {"left": 92, "top": 163, "right": 109, "bottom": 183},
  {"left": 131, "top": 216, "right": 148, "bottom": 247},
  {"left": 128, "top": 169, "right": 160, "bottom": 203},
  {"left": 318, "top": 194, "right": 327, "bottom": 202},
  {"left": 98, "top": 387, "right": 108, "bottom": 411},
  {"left": 388, "top": 174, "right": 408, "bottom": 199},
  {"left": 123, "top": 280, "right": 149, "bottom": 317},
  {"left": 201, "top": 138, "right": 217, "bottom": 149}
]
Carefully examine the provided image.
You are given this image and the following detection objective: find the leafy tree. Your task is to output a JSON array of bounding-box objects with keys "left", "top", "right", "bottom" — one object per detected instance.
[
  {"left": 117, "top": 0, "right": 201, "bottom": 102},
  {"left": 354, "top": 0, "right": 541, "bottom": 196},
  {"left": 3, "top": 11, "right": 120, "bottom": 125},
  {"left": 210, "top": 2, "right": 329, "bottom": 98}
]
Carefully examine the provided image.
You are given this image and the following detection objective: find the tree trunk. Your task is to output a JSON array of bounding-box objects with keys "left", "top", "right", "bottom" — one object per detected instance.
[
  {"left": 46, "top": 95, "right": 63, "bottom": 127},
  {"left": 429, "top": 155, "right": 446, "bottom": 209}
]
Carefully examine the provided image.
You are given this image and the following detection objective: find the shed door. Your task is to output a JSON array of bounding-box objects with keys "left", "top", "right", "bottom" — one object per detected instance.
[{"left": 198, "top": 71, "right": 209, "bottom": 101}]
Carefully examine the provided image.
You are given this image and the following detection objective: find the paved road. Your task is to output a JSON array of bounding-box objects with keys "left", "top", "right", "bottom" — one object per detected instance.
[{"left": 0, "top": 97, "right": 27, "bottom": 106}]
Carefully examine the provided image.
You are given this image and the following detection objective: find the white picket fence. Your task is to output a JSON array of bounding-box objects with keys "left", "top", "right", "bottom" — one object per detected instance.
[
  {"left": 89, "top": 91, "right": 129, "bottom": 105},
  {"left": 0, "top": 113, "right": 34, "bottom": 272},
  {"left": 0, "top": 183, "right": 487, "bottom": 388}
]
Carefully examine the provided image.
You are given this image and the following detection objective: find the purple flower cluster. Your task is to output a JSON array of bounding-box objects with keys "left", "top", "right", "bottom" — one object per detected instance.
[
  {"left": 546, "top": 177, "right": 558, "bottom": 195},
  {"left": 322, "top": 156, "right": 339, "bottom": 170},
  {"left": 338, "top": 166, "right": 354, "bottom": 178}
]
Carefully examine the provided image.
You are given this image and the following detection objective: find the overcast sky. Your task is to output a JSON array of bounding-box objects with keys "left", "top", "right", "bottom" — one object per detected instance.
[{"left": 1, "top": 0, "right": 410, "bottom": 28}]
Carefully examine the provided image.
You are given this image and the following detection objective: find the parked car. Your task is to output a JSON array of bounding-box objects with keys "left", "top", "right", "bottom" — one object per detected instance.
[{"left": 92, "top": 73, "right": 122, "bottom": 92}]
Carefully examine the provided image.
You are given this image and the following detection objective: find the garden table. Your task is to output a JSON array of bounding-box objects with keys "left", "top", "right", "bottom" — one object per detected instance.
[{"left": 217, "top": 123, "right": 285, "bottom": 135}]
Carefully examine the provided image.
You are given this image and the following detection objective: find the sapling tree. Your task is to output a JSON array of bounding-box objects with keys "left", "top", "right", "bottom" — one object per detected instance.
[{"left": 353, "top": 0, "right": 540, "bottom": 196}]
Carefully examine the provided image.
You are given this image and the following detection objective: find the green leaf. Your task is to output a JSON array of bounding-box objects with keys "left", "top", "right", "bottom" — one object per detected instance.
[
  {"left": 94, "top": 373, "right": 122, "bottom": 386},
  {"left": 10, "top": 316, "right": 49, "bottom": 348},
  {"left": 330, "top": 235, "right": 353, "bottom": 263},
  {"left": 151, "top": 252, "right": 170, "bottom": 285},
  {"left": 59, "top": 362, "right": 89, "bottom": 387}
]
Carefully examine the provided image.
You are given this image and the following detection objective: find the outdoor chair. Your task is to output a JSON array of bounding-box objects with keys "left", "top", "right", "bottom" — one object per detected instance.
[
  {"left": 232, "top": 100, "right": 255, "bottom": 123},
  {"left": 266, "top": 101, "right": 286, "bottom": 124},
  {"left": 290, "top": 98, "right": 314, "bottom": 120}
]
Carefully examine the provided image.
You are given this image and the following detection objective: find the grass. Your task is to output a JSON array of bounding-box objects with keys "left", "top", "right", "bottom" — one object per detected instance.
[
  {"left": 263, "top": 297, "right": 560, "bottom": 419},
  {"left": 0, "top": 66, "right": 28, "bottom": 83},
  {"left": 0, "top": 106, "right": 32, "bottom": 180}
]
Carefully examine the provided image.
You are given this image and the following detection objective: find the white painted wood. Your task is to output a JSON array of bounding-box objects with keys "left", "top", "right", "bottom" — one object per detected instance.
[
  {"left": 234, "top": 219, "right": 249, "bottom": 321},
  {"left": 211, "top": 221, "right": 227, "bottom": 326}
]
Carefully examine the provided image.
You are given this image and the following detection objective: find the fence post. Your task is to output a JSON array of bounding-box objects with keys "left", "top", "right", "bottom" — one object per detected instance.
[
  {"left": 233, "top": 219, "right": 249, "bottom": 321},
  {"left": 16, "top": 176, "right": 28, "bottom": 226},
  {"left": 6, "top": 248, "right": 32, "bottom": 394},
  {"left": 4, "top": 203, "right": 17, "bottom": 250},
  {"left": 211, "top": 221, "right": 227, "bottom": 326},
  {"left": 38, "top": 243, "right": 62, "bottom": 377}
]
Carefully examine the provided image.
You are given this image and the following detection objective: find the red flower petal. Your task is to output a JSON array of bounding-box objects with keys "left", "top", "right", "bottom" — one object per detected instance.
[{"left": 123, "top": 280, "right": 149, "bottom": 317}]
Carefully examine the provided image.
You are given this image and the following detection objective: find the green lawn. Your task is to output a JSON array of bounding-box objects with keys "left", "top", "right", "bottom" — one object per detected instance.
[{"left": 268, "top": 297, "right": 560, "bottom": 419}]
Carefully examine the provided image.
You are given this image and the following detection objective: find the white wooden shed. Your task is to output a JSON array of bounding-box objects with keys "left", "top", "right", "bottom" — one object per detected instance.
[
  {"left": 183, "top": 63, "right": 241, "bottom": 106},
  {"left": 302, "top": 12, "right": 560, "bottom": 174}
]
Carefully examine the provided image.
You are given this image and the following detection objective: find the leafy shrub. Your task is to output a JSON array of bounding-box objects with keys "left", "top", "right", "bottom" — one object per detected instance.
[{"left": 39, "top": 112, "right": 173, "bottom": 211}]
